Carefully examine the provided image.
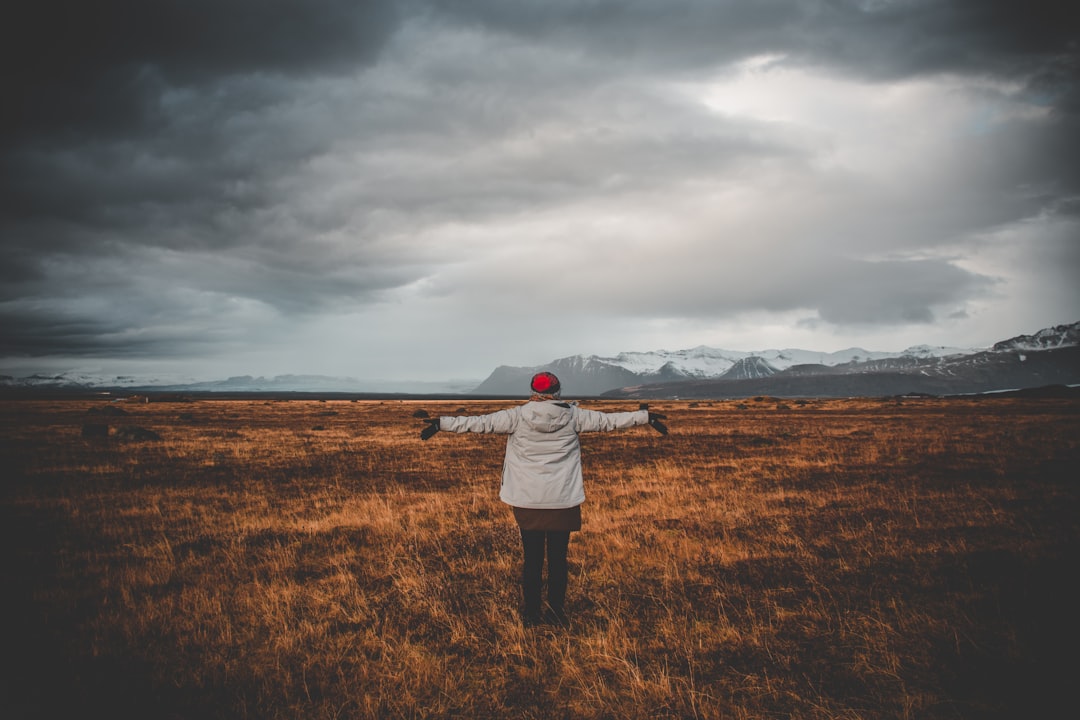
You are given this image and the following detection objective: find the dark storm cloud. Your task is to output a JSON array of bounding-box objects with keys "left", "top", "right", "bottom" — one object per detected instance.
[
  {"left": 0, "top": 306, "right": 219, "bottom": 358},
  {"left": 2, "top": 0, "right": 1077, "bottom": 370},
  {"left": 1, "top": 1, "right": 412, "bottom": 358},
  {"left": 0, "top": 0, "right": 399, "bottom": 148},
  {"left": 1, "top": 1, "right": 400, "bottom": 229},
  {"left": 427, "top": 0, "right": 1078, "bottom": 81}
]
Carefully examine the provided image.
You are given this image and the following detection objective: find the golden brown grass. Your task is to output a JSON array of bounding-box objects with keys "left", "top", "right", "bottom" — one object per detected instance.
[{"left": 2, "top": 395, "right": 1078, "bottom": 719}]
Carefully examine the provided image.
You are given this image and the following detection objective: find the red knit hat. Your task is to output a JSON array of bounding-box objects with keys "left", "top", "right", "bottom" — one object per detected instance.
[{"left": 530, "top": 371, "right": 561, "bottom": 395}]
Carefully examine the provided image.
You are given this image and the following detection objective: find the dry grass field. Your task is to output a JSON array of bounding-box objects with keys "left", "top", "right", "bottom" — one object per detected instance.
[{"left": 2, "top": 394, "right": 1078, "bottom": 719}]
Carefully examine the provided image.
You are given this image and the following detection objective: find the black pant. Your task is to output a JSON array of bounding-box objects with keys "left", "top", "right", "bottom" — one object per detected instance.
[{"left": 519, "top": 529, "right": 570, "bottom": 618}]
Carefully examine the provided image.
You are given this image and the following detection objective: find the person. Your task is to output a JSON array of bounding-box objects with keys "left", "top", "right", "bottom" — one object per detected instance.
[{"left": 419, "top": 371, "right": 668, "bottom": 628}]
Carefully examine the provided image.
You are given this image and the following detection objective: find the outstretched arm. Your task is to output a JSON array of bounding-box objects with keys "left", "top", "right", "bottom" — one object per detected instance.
[
  {"left": 571, "top": 404, "right": 668, "bottom": 435},
  {"left": 430, "top": 407, "right": 519, "bottom": 437},
  {"left": 572, "top": 406, "right": 649, "bottom": 433}
]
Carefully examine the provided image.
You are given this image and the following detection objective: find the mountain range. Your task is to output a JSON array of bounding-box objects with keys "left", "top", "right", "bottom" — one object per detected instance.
[
  {"left": 474, "top": 321, "right": 1080, "bottom": 398},
  {"left": 0, "top": 372, "right": 480, "bottom": 396},
  {"left": 3, "top": 321, "right": 1078, "bottom": 398}
]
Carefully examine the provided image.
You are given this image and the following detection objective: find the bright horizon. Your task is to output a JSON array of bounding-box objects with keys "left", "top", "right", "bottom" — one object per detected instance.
[{"left": 3, "top": 2, "right": 1078, "bottom": 384}]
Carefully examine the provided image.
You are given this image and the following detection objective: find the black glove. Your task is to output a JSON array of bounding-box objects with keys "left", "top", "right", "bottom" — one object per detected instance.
[
  {"left": 647, "top": 411, "right": 668, "bottom": 435},
  {"left": 420, "top": 418, "right": 440, "bottom": 440}
]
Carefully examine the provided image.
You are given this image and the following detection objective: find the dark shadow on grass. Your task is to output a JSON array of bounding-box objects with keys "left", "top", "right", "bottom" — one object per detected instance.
[{"left": 1, "top": 502, "right": 237, "bottom": 720}]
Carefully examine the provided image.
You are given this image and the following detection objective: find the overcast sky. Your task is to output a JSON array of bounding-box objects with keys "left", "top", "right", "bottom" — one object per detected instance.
[{"left": 2, "top": 0, "right": 1078, "bottom": 383}]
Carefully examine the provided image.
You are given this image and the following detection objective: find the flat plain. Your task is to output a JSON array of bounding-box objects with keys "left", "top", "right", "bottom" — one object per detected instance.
[{"left": 2, "top": 394, "right": 1078, "bottom": 719}]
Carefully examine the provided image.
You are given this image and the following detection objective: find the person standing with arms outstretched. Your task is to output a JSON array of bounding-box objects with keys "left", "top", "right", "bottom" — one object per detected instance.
[{"left": 420, "top": 371, "right": 668, "bottom": 628}]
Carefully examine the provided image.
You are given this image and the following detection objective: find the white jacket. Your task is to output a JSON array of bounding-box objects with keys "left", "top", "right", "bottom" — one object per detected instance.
[{"left": 439, "top": 401, "right": 649, "bottom": 509}]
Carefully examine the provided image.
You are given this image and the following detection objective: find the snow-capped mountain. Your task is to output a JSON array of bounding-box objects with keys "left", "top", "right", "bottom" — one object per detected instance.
[
  {"left": 473, "top": 322, "right": 1080, "bottom": 397},
  {"left": 473, "top": 343, "right": 977, "bottom": 395},
  {"left": 722, "top": 356, "right": 779, "bottom": 380},
  {"left": 992, "top": 322, "right": 1080, "bottom": 352},
  {"left": 569, "top": 344, "right": 967, "bottom": 378}
]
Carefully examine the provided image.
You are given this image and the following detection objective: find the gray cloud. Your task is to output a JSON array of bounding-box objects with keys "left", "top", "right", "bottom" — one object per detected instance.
[
  {"left": 1, "top": 1, "right": 399, "bottom": 148},
  {"left": 1, "top": 0, "right": 1076, "bottom": 374},
  {"left": 811, "top": 258, "right": 996, "bottom": 325},
  {"left": 0, "top": 304, "right": 224, "bottom": 359},
  {"left": 444, "top": 1, "right": 1079, "bottom": 194},
  {"left": 426, "top": 0, "right": 1078, "bottom": 80},
  {"left": 431, "top": 231, "right": 996, "bottom": 326},
  {"left": 425, "top": 0, "right": 1080, "bottom": 205},
  {"left": 1, "top": 2, "right": 409, "bottom": 332}
]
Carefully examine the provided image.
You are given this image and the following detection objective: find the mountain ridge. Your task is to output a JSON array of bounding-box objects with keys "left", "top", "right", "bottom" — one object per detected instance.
[
  {"left": 3, "top": 321, "right": 1078, "bottom": 398},
  {"left": 603, "top": 345, "right": 1080, "bottom": 399},
  {"left": 474, "top": 321, "right": 1080, "bottom": 397},
  {"left": 0, "top": 371, "right": 480, "bottom": 395}
]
